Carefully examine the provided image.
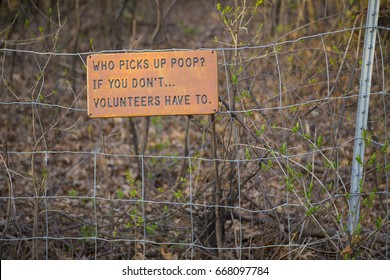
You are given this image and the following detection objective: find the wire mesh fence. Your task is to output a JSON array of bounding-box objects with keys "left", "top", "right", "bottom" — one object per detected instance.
[{"left": 0, "top": 1, "right": 389, "bottom": 260}]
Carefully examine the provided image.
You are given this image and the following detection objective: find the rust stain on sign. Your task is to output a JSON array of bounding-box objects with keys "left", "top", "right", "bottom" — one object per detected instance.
[{"left": 87, "top": 50, "right": 218, "bottom": 118}]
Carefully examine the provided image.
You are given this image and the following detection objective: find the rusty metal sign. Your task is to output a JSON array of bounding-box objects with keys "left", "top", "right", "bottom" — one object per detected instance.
[{"left": 87, "top": 50, "right": 218, "bottom": 118}]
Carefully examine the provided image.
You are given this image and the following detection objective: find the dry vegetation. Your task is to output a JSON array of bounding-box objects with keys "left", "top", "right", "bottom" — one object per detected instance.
[{"left": 0, "top": 0, "right": 389, "bottom": 259}]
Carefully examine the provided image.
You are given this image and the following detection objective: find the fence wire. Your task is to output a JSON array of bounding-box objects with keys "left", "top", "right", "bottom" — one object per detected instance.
[{"left": 0, "top": 23, "right": 389, "bottom": 260}]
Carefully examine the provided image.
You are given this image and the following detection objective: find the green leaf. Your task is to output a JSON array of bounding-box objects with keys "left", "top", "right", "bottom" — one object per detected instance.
[
  {"left": 255, "top": 0, "right": 264, "bottom": 7},
  {"left": 306, "top": 162, "right": 312, "bottom": 172},
  {"left": 306, "top": 205, "right": 319, "bottom": 216},
  {"left": 362, "top": 129, "right": 371, "bottom": 146},
  {"left": 385, "top": 163, "right": 390, "bottom": 172},
  {"left": 116, "top": 188, "right": 124, "bottom": 199},
  {"left": 292, "top": 122, "right": 300, "bottom": 133},
  {"left": 256, "top": 124, "right": 266, "bottom": 135},
  {"left": 355, "top": 223, "right": 362, "bottom": 235},
  {"left": 241, "top": 89, "right": 250, "bottom": 99},
  {"left": 222, "top": 5, "right": 233, "bottom": 15},
  {"left": 326, "top": 160, "right": 338, "bottom": 170},
  {"left": 375, "top": 216, "right": 382, "bottom": 230},
  {"left": 41, "top": 167, "right": 48, "bottom": 179},
  {"left": 336, "top": 212, "right": 342, "bottom": 223},
  {"left": 367, "top": 152, "right": 376, "bottom": 165},
  {"left": 245, "top": 148, "right": 251, "bottom": 160},
  {"left": 129, "top": 189, "right": 137, "bottom": 198},
  {"left": 232, "top": 73, "right": 238, "bottom": 84},
  {"left": 316, "top": 135, "right": 323, "bottom": 148},
  {"left": 260, "top": 159, "right": 272, "bottom": 171},
  {"left": 280, "top": 143, "right": 287, "bottom": 154},
  {"left": 285, "top": 177, "right": 294, "bottom": 191},
  {"left": 68, "top": 188, "right": 78, "bottom": 197},
  {"left": 146, "top": 224, "right": 158, "bottom": 234},
  {"left": 89, "top": 37, "right": 94, "bottom": 50},
  {"left": 381, "top": 140, "right": 389, "bottom": 153},
  {"left": 125, "top": 170, "right": 135, "bottom": 185},
  {"left": 245, "top": 110, "right": 253, "bottom": 117},
  {"left": 355, "top": 154, "right": 363, "bottom": 166},
  {"left": 290, "top": 106, "right": 298, "bottom": 113},
  {"left": 173, "top": 190, "right": 183, "bottom": 200},
  {"left": 25, "top": 19, "right": 30, "bottom": 29},
  {"left": 137, "top": 216, "right": 144, "bottom": 226},
  {"left": 308, "top": 181, "right": 314, "bottom": 193},
  {"left": 332, "top": 44, "right": 341, "bottom": 53},
  {"left": 80, "top": 225, "right": 93, "bottom": 237},
  {"left": 302, "top": 133, "right": 310, "bottom": 140},
  {"left": 359, "top": 178, "right": 364, "bottom": 191}
]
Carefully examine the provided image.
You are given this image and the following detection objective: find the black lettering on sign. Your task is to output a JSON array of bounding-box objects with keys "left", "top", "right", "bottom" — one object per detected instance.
[
  {"left": 132, "top": 77, "right": 164, "bottom": 88},
  {"left": 93, "top": 79, "right": 103, "bottom": 89},
  {"left": 94, "top": 97, "right": 162, "bottom": 108},
  {"left": 153, "top": 58, "right": 166, "bottom": 69},
  {"left": 196, "top": 94, "right": 208, "bottom": 104},
  {"left": 87, "top": 50, "right": 217, "bottom": 117},
  {"left": 93, "top": 60, "right": 114, "bottom": 71},
  {"left": 170, "top": 57, "right": 205, "bottom": 68},
  {"left": 165, "top": 95, "right": 191, "bottom": 106},
  {"left": 93, "top": 97, "right": 107, "bottom": 108},
  {"left": 119, "top": 59, "right": 149, "bottom": 70},
  {"left": 108, "top": 78, "right": 128, "bottom": 89}
]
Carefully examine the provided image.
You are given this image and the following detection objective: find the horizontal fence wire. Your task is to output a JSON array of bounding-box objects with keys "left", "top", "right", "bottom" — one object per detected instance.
[{"left": 0, "top": 22, "right": 389, "bottom": 260}]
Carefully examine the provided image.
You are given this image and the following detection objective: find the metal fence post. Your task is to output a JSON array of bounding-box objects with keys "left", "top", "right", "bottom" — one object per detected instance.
[{"left": 348, "top": 0, "right": 380, "bottom": 234}]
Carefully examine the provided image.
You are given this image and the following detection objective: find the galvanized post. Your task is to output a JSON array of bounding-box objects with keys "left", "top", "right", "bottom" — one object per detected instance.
[{"left": 348, "top": 0, "right": 380, "bottom": 234}]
